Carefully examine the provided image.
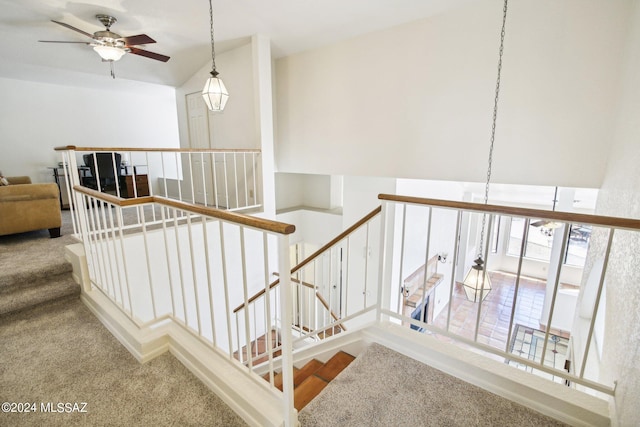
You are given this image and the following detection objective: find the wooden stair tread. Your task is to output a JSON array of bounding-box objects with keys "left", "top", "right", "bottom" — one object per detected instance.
[
  {"left": 261, "top": 351, "right": 359, "bottom": 410},
  {"left": 314, "top": 351, "right": 355, "bottom": 382},
  {"left": 263, "top": 367, "right": 299, "bottom": 391},
  {"left": 294, "top": 375, "right": 329, "bottom": 410},
  {"left": 293, "top": 359, "right": 324, "bottom": 387}
]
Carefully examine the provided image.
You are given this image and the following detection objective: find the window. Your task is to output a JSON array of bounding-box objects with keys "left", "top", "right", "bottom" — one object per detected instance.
[
  {"left": 506, "top": 217, "right": 591, "bottom": 267},
  {"left": 490, "top": 216, "right": 500, "bottom": 253},
  {"left": 565, "top": 224, "right": 591, "bottom": 267},
  {"left": 506, "top": 218, "right": 553, "bottom": 262}
]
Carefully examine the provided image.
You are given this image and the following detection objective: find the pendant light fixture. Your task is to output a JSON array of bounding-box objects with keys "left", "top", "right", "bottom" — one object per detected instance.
[
  {"left": 462, "top": 0, "right": 509, "bottom": 303},
  {"left": 202, "top": 0, "right": 229, "bottom": 111}
]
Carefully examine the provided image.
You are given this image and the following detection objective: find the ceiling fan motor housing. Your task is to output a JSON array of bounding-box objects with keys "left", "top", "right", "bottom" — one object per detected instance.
[
  {"left": 96, "top": 14, "right": 117, "bottom": 30},
  {"left": 94, "top": 15, "right": 125, "bottom": 48},
  {"left": 93, "top": 31, "right": 126, "bottom": 48}
]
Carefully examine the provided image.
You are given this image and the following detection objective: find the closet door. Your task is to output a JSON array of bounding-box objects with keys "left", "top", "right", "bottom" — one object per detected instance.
[{"left": 186, "top": 92, "right": 214, "bottom": 205}]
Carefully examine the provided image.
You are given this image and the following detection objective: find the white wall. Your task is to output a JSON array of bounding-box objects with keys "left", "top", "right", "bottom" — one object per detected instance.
[
  {"left": 275, "top": 0, "right": 629, "bottom": 188},
  {"left": 590, "top": 1, "right": 640, "bottom": 425},
  {"left": 176, "top": 41, "right": 258, "bottom": 150},
  {"left": 277, "top": 209, "right": 342, "bottom": 249},
  {"left": 275, "top": 173, "right": 342, "bottom": 211},
  {"left": 176, "top": 37, "right": 276, "bottom": 216},
  {"left": 0, "top": 76, "right": 179, "bottom": 183},
  {"left": 342, "top": 176, "right": 396, "bottom": 228}
]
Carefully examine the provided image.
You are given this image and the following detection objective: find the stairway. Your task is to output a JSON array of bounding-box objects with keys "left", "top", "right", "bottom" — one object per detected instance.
[
  {"left": 234, "top": 329, "right": 282, "bottom": 365},
  {"left": 0, "top": 235, "right": 79, "bottom": 317},
  {"left": 264, "top": 351, "right": 356, "bottom": 411}
]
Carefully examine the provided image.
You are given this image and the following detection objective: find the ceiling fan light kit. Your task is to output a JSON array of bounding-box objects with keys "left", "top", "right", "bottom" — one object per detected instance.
[{"left": 93, "top": 45, "right": 126, "bottom": 61}]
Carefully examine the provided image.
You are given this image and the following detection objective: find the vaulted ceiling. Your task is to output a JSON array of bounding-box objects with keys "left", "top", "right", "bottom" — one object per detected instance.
[{"left": 0, "top": 0, "right": 475, "bottom": 88}]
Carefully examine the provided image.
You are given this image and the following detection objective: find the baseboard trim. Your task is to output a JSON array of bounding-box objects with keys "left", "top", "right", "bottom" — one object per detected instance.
[
  {"left": 168, "top": 324, "right": 285, "bottom": 427},
  {"left": 81, "top": 291, "right": 286, "bottom": 427},
  {"left": 81, "top": 291, "right": 169, "bottom": 363}
]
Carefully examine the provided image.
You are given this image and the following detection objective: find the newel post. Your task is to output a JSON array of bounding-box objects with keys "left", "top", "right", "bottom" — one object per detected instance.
[
  {"left": 277, "top": 233, "right": 296, "bottom": 426},
  {"left": 376, "top": 200, "right": 395, "bottom": 323}
]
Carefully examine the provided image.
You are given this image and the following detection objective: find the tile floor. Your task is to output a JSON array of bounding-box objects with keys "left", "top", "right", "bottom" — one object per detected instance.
[{"left": 431, "top": 271, "right": 569, "bottom": 356}]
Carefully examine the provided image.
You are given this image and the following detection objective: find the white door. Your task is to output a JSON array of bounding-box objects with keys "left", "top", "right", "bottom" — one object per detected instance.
[{"left": 186, "top": 92, "right": 214, "bottom": 205}]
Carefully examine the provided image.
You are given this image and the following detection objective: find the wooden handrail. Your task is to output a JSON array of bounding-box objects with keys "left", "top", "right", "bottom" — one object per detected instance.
[
  {"left": 233, "top": 273, "right": 346, "bottom": 332},
  {"left": 73, "top": 185, "right": 295, "bottom": 235},
  {"left": 287, "top": 274, "right": 316, "bottom": 290},
  {"left": 232, "top": 273, "right": 315, "bottom": 314},
  {"left": 232, "top": 207, "right": 382, "bottom": 315},
  {"left": 313, "top": 291, "right": 346, "bottom": 332},
  {"left": 233, "top": 278, "right": 280, "bottom": 313},
  {"left": 379, "top": 194, "right": 640, "bottom": 231},
  {"left": 292, "top": 205, "right": 382, "bottom": 274},
  {"left": 56, "top": 145, "right": 260, "bottom": 153},
  {"left": 73, "top": 186, "right": 154, "bottom": 207}
]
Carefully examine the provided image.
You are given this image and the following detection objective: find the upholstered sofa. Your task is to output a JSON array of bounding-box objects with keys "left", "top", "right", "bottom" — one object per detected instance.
[{"left": 0, "top": 176, "right": 62, "bottom": 238}]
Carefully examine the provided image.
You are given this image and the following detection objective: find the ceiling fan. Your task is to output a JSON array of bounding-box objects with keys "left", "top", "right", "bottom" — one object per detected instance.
[
  {"left": 39, "top": 14, "right": 170, "bottom": 78},
  {"left": 530, "top": 187, "right": 560, "bottom": 229}
]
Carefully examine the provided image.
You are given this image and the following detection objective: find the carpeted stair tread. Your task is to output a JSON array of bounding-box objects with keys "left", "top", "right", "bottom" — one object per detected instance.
[
  {"left": 0, "top": 261, "right": 73, "bottom": 293},
  {"left": 314, "top": 351, "right": 355, "bottom": 382},
  {"left": 0, "top": 232, "right": 75, "bottom": 290},
  {"left": 0, "top": 274, "right": 80, "bottom": 316},
  {"left": 293, "top": 359, "right": 325, "bottom": 387},
  {"left": 294, "top": 375, "right": 329, "bottom": 411}
]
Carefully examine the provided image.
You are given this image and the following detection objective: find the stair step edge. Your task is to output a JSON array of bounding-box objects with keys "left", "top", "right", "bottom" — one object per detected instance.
[
  {"left": 314, "top": 351, "right": 356, "bottom": 382},
  {"left": 0, "top": 266, "right": 73, "bottom": 294},
  {"left": 294, "top": 375, "right": 329, "bottom": 411},
  {"left": 0, "top": 277, "right": 80, "bottom": 316},
  {"left": 293, "top": 359, "right": 325, "bottom": 387}
]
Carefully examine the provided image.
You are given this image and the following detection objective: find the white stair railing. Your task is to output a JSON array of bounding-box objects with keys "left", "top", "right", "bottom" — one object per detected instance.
[
  {"left": 232, "top": 193, "right": 640, "bottom": 399},
  {"left": 70, "top": 184, "right": 296, "bottom": 426},
  {"left": 377, "top": 193, "right": 640, "bottom": 397},
  {"left": 55, "top": 146, "right": 262, "bottom": 240},
  {"left": 234, "top": 206, "right": 383, "bottom": 360}
]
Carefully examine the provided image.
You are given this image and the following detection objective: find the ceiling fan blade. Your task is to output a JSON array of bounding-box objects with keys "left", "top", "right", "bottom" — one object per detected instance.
[
  {"left": 129, "top": 47, "right": 170, "bottom": 62},
  {"left": 39, "top": 40, "right": 91, "bottom": 44},
  {"left": 123, "top": 34, "right": 156, "bottom": 46},
  {"left": 51, "top": 20, "right": 94, "bottom": 39},
  {"left": 530, "top": 220, "right": 546, "bottom": 227}
]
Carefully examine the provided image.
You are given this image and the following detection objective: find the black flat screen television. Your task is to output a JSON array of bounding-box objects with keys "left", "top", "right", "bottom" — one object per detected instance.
[{"left": 410, "top": 296, "right": 429, "bottom": 332}]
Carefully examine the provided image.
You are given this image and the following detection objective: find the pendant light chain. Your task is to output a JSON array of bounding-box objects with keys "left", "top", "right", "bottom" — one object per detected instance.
[
  {"left": 202, "top": 0, "right": 228, "bottom": 111},
  {"left": 209, "top": 0, "right": 217, "bottom": 75},
  {"left": 478, "top": 0, "right": 508, "bottom": 255}
]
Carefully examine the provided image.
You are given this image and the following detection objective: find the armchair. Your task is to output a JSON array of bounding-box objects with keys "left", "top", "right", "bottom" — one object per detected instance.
[{"left": 0, "top": 176, "right": 62, "bottom": 238}]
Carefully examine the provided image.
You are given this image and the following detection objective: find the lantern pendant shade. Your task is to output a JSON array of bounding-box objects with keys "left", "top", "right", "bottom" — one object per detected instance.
[
  {"left": 462, "top": 257, "right": 492, "bottom": 302},
  {"left": 202, "top": 74, "right": 229, "bottom": 112}
]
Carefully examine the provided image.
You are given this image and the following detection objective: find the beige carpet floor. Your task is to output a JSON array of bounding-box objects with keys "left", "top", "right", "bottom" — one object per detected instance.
[
  {"left": 0, "top": 209, "right": 247, "bottom": 426},
  {"left": 0, "top": 297, "right": 247, "bottom": 426},
  {"left": 299, "top": 342, "right": 567, "bottom": 427}
]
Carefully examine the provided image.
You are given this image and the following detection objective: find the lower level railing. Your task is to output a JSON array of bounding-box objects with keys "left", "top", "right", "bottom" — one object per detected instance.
[
  {"left": 237, "top": 194, "right": 640, "bottom": 400},
  {"left": 378, "top": 194, "right": 640, "bottom": 397}
]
